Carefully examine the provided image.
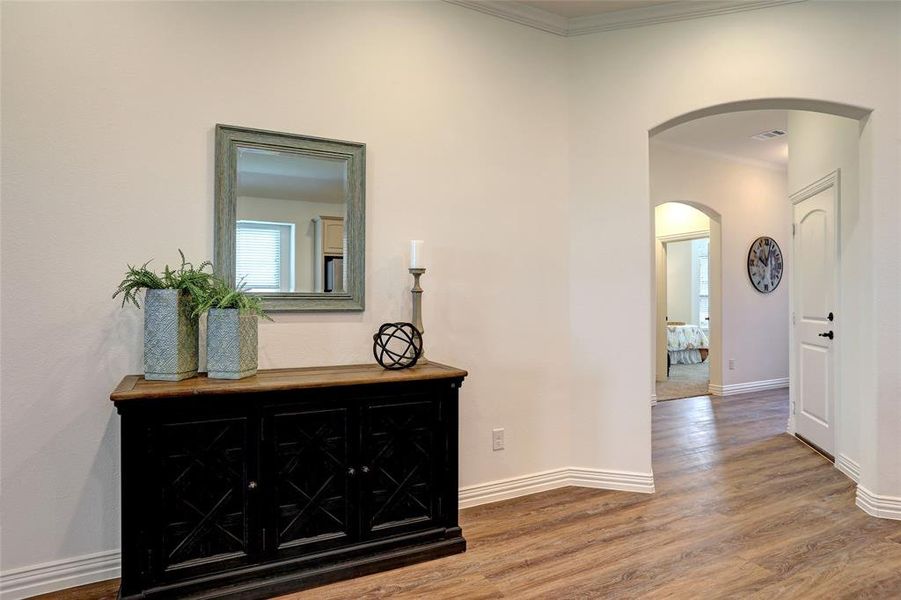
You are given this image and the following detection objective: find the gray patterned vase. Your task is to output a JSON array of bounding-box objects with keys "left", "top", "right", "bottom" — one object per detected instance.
[
  {"left": 207, "top": 308, "right": 258, "bottom": 379},
  {"left": 144, "top": 288, "right": 199, "bottom": 381}
]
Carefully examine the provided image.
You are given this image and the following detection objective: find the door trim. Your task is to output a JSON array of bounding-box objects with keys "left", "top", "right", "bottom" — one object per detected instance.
[
  {"left": 657, "top": 229, "right": 710, "bottom": 244},
  {"left": 788, "top": 169, "right": 841, "bottom": 458},
  {"left": 791, "top": 169, "right": 841, "bottom": 207}
]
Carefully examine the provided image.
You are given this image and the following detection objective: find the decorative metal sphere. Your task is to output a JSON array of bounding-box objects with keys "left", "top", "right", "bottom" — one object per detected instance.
[{"left": 372, "top": 322, "right": 423, "bottom": 370}]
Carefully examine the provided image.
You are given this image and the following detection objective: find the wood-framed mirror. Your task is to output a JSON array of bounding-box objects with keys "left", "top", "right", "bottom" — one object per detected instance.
[{"left": 215, "top": 124, "right": 365, "bottom": 312}]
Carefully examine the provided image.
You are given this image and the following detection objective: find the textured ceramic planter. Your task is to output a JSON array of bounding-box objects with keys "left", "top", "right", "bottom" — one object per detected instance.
[
  {"left": 144, "top": 289, "right": 198, "bottom": 381},
  {"left": 207, "top": 308, "right": 258, "bottom": 379}
]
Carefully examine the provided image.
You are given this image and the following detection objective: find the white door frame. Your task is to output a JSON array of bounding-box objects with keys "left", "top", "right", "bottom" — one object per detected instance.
[
  {"left": 657, "top": 230, "right": 710, "bottom": 244},
  {"left": 656, "top": 232, "right": 711, "bottom": 391},
  {"left": 788, "top": 170, "right": 841, "bottom": 458}
]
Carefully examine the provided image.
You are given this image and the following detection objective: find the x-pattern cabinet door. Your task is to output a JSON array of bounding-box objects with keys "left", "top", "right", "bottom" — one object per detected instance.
[
  {"left": 143, "top": 409, "right": 260, "bottom": 583},
  {"left": 359, "top": 393, "right": 445, "bottom": 539},
  {"left": 263, "top": 399, "right": 358, "bottom": 559}
]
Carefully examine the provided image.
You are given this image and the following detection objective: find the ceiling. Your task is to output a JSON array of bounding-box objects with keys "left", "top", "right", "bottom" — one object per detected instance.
[
  {"left": 237, "top": 148, "right": 346, "bottom": 203},
  {"left": 518, "top": 1, "right": 679, "bottom": 19},
  {"left": 652, "top": 110, "right": 789, "bottom": 168}
]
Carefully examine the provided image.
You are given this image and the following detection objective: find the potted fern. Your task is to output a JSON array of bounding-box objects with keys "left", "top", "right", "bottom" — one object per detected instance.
[
  {"left": 113, "top": 251, "right": 215, "bottom": 381},
  {"left": 195, "top": 279, "right": 270, "bottom": 379}
]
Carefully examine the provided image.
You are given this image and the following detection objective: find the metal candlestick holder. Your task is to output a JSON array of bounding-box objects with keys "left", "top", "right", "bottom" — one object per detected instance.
[{"left": 409, "top": 267, "right": 427, "bottom": 364}]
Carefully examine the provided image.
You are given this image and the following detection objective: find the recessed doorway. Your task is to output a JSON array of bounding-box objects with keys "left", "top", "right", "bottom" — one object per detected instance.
[
  {"left": 654, "top": 204, "right": 713, "bottom": 401},
  {"left": 649, "top": 101, "right": 866, "bottom": 490},
  {"left": 650, "top": 109, "right": 793, "bottom": 408}
]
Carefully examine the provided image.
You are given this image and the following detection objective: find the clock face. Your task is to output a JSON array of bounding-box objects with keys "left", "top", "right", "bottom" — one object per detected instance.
[{"left": 747, "top": 236, "right": 783, "bottom": 293}]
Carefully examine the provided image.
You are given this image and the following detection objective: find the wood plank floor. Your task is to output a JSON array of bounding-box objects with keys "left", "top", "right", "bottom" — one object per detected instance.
[{"left": 32, "top": 389, "right": 901, "bottom": 599}]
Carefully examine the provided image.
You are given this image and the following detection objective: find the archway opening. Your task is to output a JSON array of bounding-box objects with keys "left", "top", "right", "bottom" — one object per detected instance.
[
  {"left": 653, "top": 201, "right": 721, "bottom": 402},
  {"left": 647, "top": 99, "right": 868, "bottom": 489}
]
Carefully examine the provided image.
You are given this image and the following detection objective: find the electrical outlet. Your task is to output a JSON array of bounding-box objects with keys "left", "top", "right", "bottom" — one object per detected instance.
[
  {"left": 492, "top": 428, "right": 504, "bottom": 451},
  {"left": 729, "top": 358, "right": 736, "bottom": 370}
]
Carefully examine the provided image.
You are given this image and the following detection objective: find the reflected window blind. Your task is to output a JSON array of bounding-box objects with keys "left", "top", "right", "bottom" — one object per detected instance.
[{"left": 236, "top": 221, "right": 284, "bottom": 292}]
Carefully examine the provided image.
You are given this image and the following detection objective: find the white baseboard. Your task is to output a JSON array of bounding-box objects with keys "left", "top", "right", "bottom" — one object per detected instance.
[
  {"left": 5, "top": 468, "right": 656, "bottom": 597},
  {"left": 0, "top": 549, "right": 121, "bottom": 600},
  {"left": 835, "top": 454, "right": 861, "bottom": 483},
  {"left": 856, "top": 485, "right": 901, "bottom": 520},
  {"left": 708, "top": 377, "right": 789, "bottom": 396},
  {"left": 458, "top": 466, "right": 655, "bottom": 509},
  {"left": 567, "top": 467, "right": 656, "bottom": 494},
  {"left": 650, "top": 393, "right": 658, "bottom": 406}
]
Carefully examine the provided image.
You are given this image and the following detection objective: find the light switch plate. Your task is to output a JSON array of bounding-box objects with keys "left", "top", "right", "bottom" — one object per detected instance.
[{"left": 492, "top": 428, "right": 504, "bottom": 451}]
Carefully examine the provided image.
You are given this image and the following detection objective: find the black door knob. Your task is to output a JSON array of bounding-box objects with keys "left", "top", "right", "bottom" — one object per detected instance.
[{"left": 818, "top": 331, "right": 834, "bottom": 340}]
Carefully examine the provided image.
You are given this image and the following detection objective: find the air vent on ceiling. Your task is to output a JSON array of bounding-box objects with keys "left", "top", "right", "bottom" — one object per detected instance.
[{"left": 751, "top": 129, "right": 787, "bottom": 141}]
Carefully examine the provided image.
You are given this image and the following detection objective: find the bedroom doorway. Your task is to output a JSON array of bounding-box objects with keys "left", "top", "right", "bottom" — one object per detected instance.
[{"left": 654, "top": 202, "right": 717, "bottom": 402}]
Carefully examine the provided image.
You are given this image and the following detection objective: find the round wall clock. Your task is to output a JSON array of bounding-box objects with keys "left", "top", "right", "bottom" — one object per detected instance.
[{"left": 747, "top": 236, "right": 784, "bottom": 293}]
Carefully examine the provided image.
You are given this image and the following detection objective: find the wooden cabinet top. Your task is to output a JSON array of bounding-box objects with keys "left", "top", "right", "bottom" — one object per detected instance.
[{"left": 110, "top": 362, "right": 467, "bottom": 403}]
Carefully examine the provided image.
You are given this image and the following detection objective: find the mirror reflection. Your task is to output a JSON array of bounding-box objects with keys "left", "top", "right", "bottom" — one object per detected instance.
[{"left": 236, "top": 147, "right": 347, "bottom": 294}]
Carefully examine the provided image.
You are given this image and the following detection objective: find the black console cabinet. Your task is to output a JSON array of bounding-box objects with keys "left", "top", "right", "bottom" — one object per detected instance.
[{"left": 111, "top": 363, "right": 467, "bottom": 599}]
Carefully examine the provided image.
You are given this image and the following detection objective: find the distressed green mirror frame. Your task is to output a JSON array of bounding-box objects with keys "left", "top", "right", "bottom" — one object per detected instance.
[{"left": 214, "top": 124, "right": 365, "bottom": 312}]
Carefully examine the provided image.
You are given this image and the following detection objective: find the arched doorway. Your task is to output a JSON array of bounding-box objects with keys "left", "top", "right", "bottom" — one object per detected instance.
[
  {"left": 647, "top": 99, "right": 869, "bottom": 495},
  {"left": 652, "top": 201, "right": 722, "bottom": 403}
]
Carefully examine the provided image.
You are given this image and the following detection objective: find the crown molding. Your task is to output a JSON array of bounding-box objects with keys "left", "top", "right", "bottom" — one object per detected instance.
[
  {"left": 446, "top": 0, "right": 806, "bottom": 37},
  {"left": 568, "top": 0, "right": 806, "bottom": 36},
  {"left": 445, "top": 1, "right": 567, "bottom": 35}
]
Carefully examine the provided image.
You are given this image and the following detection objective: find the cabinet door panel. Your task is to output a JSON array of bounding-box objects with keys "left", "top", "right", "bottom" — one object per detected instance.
[
  {"left": 361, "top": 396, "right": 443, "bottom": 538},
  {"left": 323, "top": 219, "right": 344, "bottom": 255},
  {"left": 150, "top": 415, "right": 254, "bottom": 579},
  {"left": 268, "top": 405, "right": 355, "bottom": 555}
]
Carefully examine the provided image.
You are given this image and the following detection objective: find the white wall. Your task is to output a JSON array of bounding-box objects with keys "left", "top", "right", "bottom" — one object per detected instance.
[
  {"left": 689, "top": 239, "right": 705, "bottom": 327},
  {"left": 786, "top": 110, "right": 863, "bottom": 480},
  {"left": 2, "top": 0, "right": 900, "bottom": 592},
  {"left": 655, "top": 202, "right": 710, "bottom": 239},
  {"left": 0, "top": 0, "right": 572, "bottom": 581},
  {"left": 654, "top": 239, "right": 667, "bottom": 382},
  {"left": 568, "top": 0, "right": 899, "bottom": 485},
  {"left": 237, "top": 195, "right": 345, "bottom": 292},
  {"left": 665, "top": 240, "right": 694, "bottom": 324},
  {"left": 651, "top": 143, "right": 790, "bottom": 387}
]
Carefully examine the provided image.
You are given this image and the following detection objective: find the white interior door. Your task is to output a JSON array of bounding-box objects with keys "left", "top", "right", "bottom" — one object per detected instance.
[{"left": 793, "top": 179, "right": 837, "bottom": 455}]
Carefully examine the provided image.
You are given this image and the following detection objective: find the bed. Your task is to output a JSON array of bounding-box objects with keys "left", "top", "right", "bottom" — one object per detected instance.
[{"left": 667, "top": 324, "right": 709, "bottom": 365}]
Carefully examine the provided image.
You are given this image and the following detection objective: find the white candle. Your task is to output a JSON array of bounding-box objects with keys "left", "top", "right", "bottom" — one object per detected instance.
[{"left": 410, "top": 240, "right": 424, "bottom": 268}]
